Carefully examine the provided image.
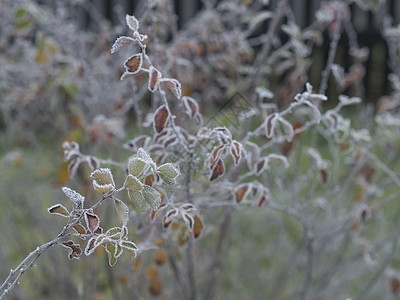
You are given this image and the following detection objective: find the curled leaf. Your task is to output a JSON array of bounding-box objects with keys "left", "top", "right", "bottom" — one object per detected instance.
[
  {"left": 120, "top": 241, "right": 138, "bottom": 256},
  {"left": 193, "top": 215, "right": 203, "bottom": 238},
  {"left": 161, "top": 78, "right": 182, "bottom": 99},
  {"left": 61, "top": 240, "right": 82, "bottom": 260},
  {"left": 210, "top": 159, "right": 225, "bottom": 181},
  {"left": 48, "top": 204, "right": 69, "bottom": 217},
  {"left": 148, "top": 66, "right": 162, "bottom": 92},
  {"left": 234, "top": 184, "right": 250, "bottom": 203},
  {"left": 91, "top": 168, "right": 115, "bottom": 194}
]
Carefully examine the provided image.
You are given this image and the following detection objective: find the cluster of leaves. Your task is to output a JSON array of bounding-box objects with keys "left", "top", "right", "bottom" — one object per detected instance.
[{"left": 3, "top": 0, "right": 400, "bottom": 299}]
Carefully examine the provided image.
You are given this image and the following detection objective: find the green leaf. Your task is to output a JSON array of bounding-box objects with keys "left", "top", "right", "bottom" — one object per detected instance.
[
  {"left": 106, "top": 243, "right": 118, "bottom": 266},
  {"left": 137, "top": 148, "right": 156, "bottom": 170},
  {"left": 123, "top": 174, "right": 143, "bottom": 191},
  {"left": 120, "top": 241, "right": 138, "bottom": 256},
  {"left": 142, "top": 186, "right": 161, "bottom": 211},
  {"left": 114, "top": 199, "right": 129, "bottom": 226},
  {"left": 115, "top": 244, "right": 123, "bottom": 258},
  {"left": 128, "top": 190, "right": 147, "bottom": 212},
  {"left": 156, "top": 163, "right": 180, "bottom": 185},
  {"left": 128, "top": 157, "right": 147, "bottom": 177}
]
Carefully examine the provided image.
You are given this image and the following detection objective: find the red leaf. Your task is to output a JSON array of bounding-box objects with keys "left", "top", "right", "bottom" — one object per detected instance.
[
  {"left": 210, "top": 159, "right": 225, "bottom": 181},
  {"left": 154, "top": 105, "right": 169, "bottom": 133}
]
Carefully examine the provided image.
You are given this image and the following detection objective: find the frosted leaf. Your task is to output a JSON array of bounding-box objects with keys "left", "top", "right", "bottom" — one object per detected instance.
[
  {"left": 120, "top": 241, "right": 138, "bottom": 256},
  {"left": 157, "top": 163, "right": 180, "bottom": 185},
  {"left": 142, "top": 185, "right": 162, "bottom": 211},
  {"left": 148, "top": 66, "right": 162, "bottom": 92},
  {"left": 303, "top": 100, "right": 321, "bottom": 122},
  {"left": 182, "top": 213, "right": 195, "bottom": 232},
  {"left": 182, "top": 96, "right": 200, "bottom": 117},
  {"left": 209, "top": 159, "right": 225, "bottom": 181},
  {"left": 105, "top": 243, "right": 118, "bottom": 266},
  {"left": 91, "top": 168, "right": 115, "bottom": 186},
  {"left": 48, "top": 204, "right": 69, "bottom": 217},
  {"left": 265, "top": 113, "right": 278, "bottom": 138},
  {"left": 128, "top": 157, "right": 148, "bottom": 177},
  {"left": 61, "top": 240, "right": 82, "bottom": 260},
  {"left": 230, "top": 140, "right": 246, "bottom": 165},
  {"left": 124, "top": 174, "right": 143, "bottom": 191},
  {"left": 137, "top": 148, "right": 156, "bottom": 170},
  {"left": 164, "top": 208, "right": 179, "bottom": 224},
  {"left": 91, "top": 168, "right": 115, "bottom": 194},
  {"left": 124, "top": 53, "right": 143, "bottom": 75},
  {"left": 278, "top": 117, "right": 294, "bottom": 142},
  {"left": 125, "top": 14, "right": 139, "bottom": 31},
  {"left": 128, "top": 190, "right": 147, "bottom": 212},
  {"left": 161, "top": 78, "right": 182, "bottom": 99},
  {"left": 111, "top": 36, "right": 135, "bottom": 54},
  {"left": 62, "top": 187, "right": 84, "bottom": 211},
  {"left": 85, "top": 213, "right": 100, "bottom": 233}
]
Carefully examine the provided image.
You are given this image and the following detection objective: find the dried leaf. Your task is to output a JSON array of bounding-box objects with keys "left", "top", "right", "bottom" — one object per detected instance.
[
  {"left": 73, "top": 224, "right": 86, "bottom": 235},
  {"left": 84, "top": 237, "right": 97, "bottom": 255},
  {"left": 265, "top": 113, "right": 278, "bottom": 138},
  {"left": 61, "top": 240, "right": 82, "bottom": 260},
  {"left": 182, "top": 213, "right": 194, "bottom": 231},
  {"left": 111, "top": 36, "right": 135, "bottom": 54},
  {"left": 67, "top": 158, "right": 80, "bottom": 178},
  {"left": 48, "top": 204, "right": 69, "bottom": 217},
  {"left": 85, "top": 213, "right": 100, "bottom": 233},
  {"left": 153, "top": 105, "right": 169, "bottom": 133},
  {"left": 193, "top": 215, "right": 203, "bottom": 238},
  {"left": 230, "top": 141, "right": 245, "bottom": 165},
  {"left": 161, "top": 78, "right": 182, "bottom": 99},
  {"left": 124, "top": 53, "right": 143, "bottom": 74},
  {"left": 279, "top": 117, "right": 294, "bottom": 142},
  {"left": 234, "top": 185, "right": 250, "bottom": 203},
  {"left": 148, "top": 66, "right": 162, "bottom": 92},
  {"left": 209, "top": 159, "right": 225, "bottom": 181}
]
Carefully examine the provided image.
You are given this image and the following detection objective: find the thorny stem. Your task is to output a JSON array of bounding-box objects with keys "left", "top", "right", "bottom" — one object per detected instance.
[{"left": 0, "top": 193, "right": 110, "bottom": 299}]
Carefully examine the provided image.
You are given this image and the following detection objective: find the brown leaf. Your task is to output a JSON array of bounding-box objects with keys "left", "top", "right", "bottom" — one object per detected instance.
[
  {"left": 124, "top": 54, "right": 143, "bottom": 74},
  {"left": 148, "top": 66, "right": 162, "bottom": 92},
  {"left": 85, "top": 213, "right": 100, "bottom": 233},
  {"left": 161, "top": 78, "right": 182, "bottom": 99},
  {"left": 391, "top": 276, "right": 400, "bottom": 294},
  {"left": 210, "top": 159, "right": 225, "bottom": 181},
  {"left": 154, "top": 105, "right": 169, "bottom": 133},
  {"left": 320, "top": 169, "right": 328, "bottom": 183},
  {"left": 111, "top": 36, "right": 135, "bottom": 54},
  {"left": 72, "top": 224, "right": 86, "bottom": 235},
  {"left": 258, "top": 196, "right": 266, "bottom": 207},
  {"left": 193, "top": 215, "right": 203, "bottom": 238},
  {"left": 234, "top": 185, "right": 249, "bottom": 203},
  {"left": 48, "top": 204, "right": 69, "bottom": 217}
]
